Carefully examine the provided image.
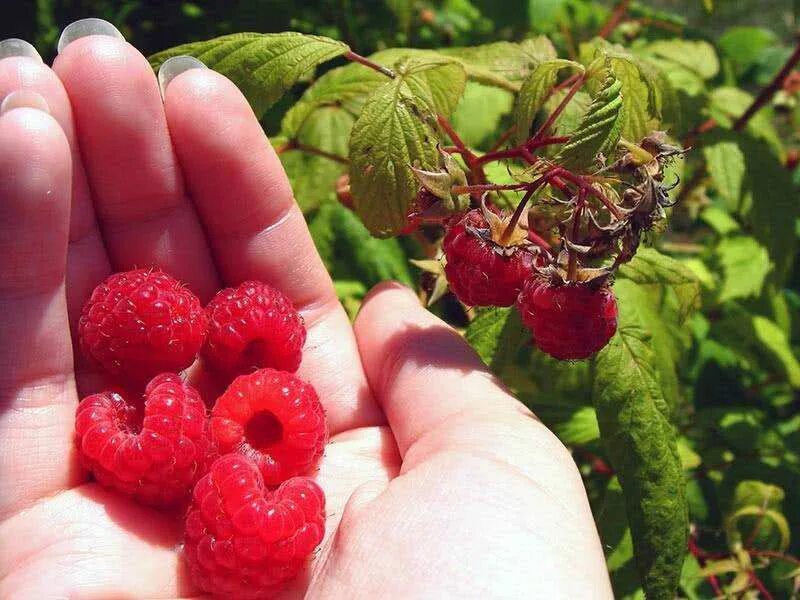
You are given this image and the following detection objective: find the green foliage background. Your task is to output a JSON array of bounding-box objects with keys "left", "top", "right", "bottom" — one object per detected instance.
[{"left": 7, "top": 1, "right": 800, "bottom": 598}]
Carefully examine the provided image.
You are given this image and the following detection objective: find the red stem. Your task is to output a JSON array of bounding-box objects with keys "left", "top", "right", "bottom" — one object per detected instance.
[
  {"left": 344, "top": 50, "right": 396, "bottom": 79},
  {"left": 598, "top": 0, "right": 631, "bottom": 39},
  {"left": 687, "top": 536, "right": 725, "bottom": 597},
  {"left": 451, "top": 183, "right": 529, "bottom": 195},
  {"left": 553, "top": 168, "right": 623, "bottom": 220},
  {"left": 488, "top": 124, "right": 517, "bottom": 153},
  {"left": 734, "top": 40, "right": 800, "bottom": 131},
  {"left": 530, "top": 75, "right": 585, "bottom": 144},
  {"left": 749, "top": 572, "right": 774, "bottom": 600}
]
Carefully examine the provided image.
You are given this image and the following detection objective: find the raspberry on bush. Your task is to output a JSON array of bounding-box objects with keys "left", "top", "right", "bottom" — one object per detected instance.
[
  {"left": 517, "top": 278, "right": 618, "bottom": 360},
  {"left": 210, "top": 368, "right": 328, "bottom": 486},
  {"left": 443, "top": 207, "right": 540, "bottom": 307},
  {"left": 203, "top": 281, "right": 306, "bottom": 376},
  {"left": 74, "top": 373, "right": 212, "bottom": 506},
  {"left": 183, "top": 454, "right": 326, "bottom": 599},
  {"left": 78, "top": 268, "right": 207, "bottom": 382}
]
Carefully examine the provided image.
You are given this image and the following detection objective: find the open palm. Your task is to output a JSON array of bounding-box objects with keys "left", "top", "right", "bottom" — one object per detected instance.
[{"left": 0, "top": 26, "right": 611, "bottom": 599}]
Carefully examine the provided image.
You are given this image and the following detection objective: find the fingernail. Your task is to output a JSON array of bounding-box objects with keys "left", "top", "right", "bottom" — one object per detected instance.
[
  {"left": 57, "top": 18, "right": 124, "bottom": 54},
  {"left": 0, "top": 90, "right": 50, "bottom": 115},
  {"left": 0, "top": 38, "right": 42, "bottom": 62},
  {"left": 157, "top": 56, "right": 206, "bottom": 98}
]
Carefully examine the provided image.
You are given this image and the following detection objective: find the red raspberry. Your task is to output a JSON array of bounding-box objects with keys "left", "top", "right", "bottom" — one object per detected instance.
[
  {"left": 183, "top": 454, "right": 325, "bottom": 599},
  {"left": 517, "top": 279, "right": 618, "bottom": 360},
  {"left": 78, "top": 268, "right": 207, "bottom": 381},
  {"left": 74, "top": 373, "right": 211, "bottom": 506},
  {"left": 211, "top": 369, "right": 327, "bottom": 486},
  {"left": 203, "top": 281, "right": 306, "bottom": 376},
  {"left": 443, "top": 209, "right": 538, "bottom": 307}
]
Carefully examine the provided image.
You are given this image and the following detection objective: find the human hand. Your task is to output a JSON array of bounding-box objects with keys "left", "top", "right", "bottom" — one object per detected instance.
[{"left": 0, "top": 20, "right": 611, "bottom": 599}]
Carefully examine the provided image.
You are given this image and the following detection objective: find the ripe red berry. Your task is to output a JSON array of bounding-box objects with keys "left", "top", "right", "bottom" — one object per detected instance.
[
  {"left": 517, "top": 279, "right": 618, "bottom": 360},
  {"left": 442, "top": 208, "right": 538, "bottom": 307},
  {"left": 203, "top": 281, "right": 306, "bottom": 376},
  {"left": 183, "top": 454, "right": 325, "bottom": 599},
  {"left": 78, "top": 268, "right": 207, "bottom": 381},
  {"left": 211, "top": 369, "right": 327, "bottom": 486},
  {"left": 74, "top": 373, "right": 211, "bottom": 506}
]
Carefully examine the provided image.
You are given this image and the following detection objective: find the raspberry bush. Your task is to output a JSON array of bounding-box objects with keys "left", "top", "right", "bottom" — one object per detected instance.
[{"left": 147, "top": 3, "right": 800, "bottom": 598}]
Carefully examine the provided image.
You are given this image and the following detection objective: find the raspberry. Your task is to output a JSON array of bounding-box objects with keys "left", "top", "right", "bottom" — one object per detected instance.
[
  {"left": 443, "top": 208, "right": 538, "bottom": 307},
  {"left": 517, "top": 279, "right": 618, "bottom": 360},
  {"left": 183, "top": 454, "right": 325, "bottom": 599},
  {"left": 78, "top": 268, "right": 207, "bottom": 381},
  {"left": 203, "top": 281, "right": 306, "bottom": 376},
  {"left": 211, "top": 369, "right": 327, "bottom": 486},
  {"left": 74, "top": 373, "right": 211, "bottom": 505}
]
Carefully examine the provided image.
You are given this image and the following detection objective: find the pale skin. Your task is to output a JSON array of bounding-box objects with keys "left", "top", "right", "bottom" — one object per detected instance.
[{"left": 0, "top": 30, "right": 613, "bottom": 599}]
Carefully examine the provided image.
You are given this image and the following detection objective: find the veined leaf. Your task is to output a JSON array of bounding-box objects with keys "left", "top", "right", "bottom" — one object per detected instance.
[
  {"left": 349, "top": 77, "right": 440, "bottom": 236},
  {"left": 703, "top": 138, "right": 746, "bottom": 213},
  {"left": 592, "top": 317, "right": 688, "bottom": 599},
  {"left": 149, "top": 32, "right": 349, "bottom": 118},
  {"left": 645, "top": 40, "right": 719, "bottom": 80},
  {"left": 450, "top": 82, "right": 514, "bottom": 148},
  {"left": 399, "top": 56, "right": 467, "bottom": 117},
  {"left": 512, "top": 59, "right": 583, "bottom": 144},
  {"left": 557, "top": 69, "right": 623, "bottom": 171},
  {"left": 464, "top": 307, "right": 528, "bottom": 372}
]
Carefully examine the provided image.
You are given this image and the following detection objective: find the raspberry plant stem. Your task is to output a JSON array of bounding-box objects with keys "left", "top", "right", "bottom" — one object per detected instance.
[
  {"left": 598, "top": 0, "right": 631, "bottom": 39},
  {"left": 343, "top": 50, "right": 396, "bottom": 78},
  {"left": 529, "top": 74, "right": 585, "bottom": 144}
]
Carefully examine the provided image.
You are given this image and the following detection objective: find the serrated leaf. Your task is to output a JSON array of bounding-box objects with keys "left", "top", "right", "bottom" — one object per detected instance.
[
  {"left": 716, "top": 236, "right": 771, "bottom": 303},
  {"left": 700, "top": 206, "right": 741, "bottom": 236},
  {"left": 400, "top": 56, "right": 467, "bottom": 116},
  {"left": 464, "top": 307, "right": 528, "bottom": 371},
  {"left": 513, "top": 59, "right": 583, "bottom": 144},
  {"left": 557, "top": 69, "right": 623, "bottom": 170},
  {"left": 349, "top": 78, "right": 440, "bottom": 236},
  {"left": 617, "top": 248, "right": 701, "bottom": 323},
  {"left": 149, "top": 32, "right": 349, "bottom": 118},
  {"left": 645, "top": 40, "right": 719, "bottom": 80},
  {"left": 438, "top": 36, "right": 557, "bottom": 90},
  {"left": 592, "top": 318, "right": 688, "bottom": 599},
  {"left": 718, "top": 27, "right": 777, "bottom": 76},
  {"left": 582, "top": 41, "right": 670, "bottom": 142}
]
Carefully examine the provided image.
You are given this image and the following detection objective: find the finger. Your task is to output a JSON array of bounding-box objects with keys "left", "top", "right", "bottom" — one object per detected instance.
[
  {"left": 0, "top": 101, "right": 81, "bottom": 519},
  {"left": 161, "top": 63, "right": 383, "bottom": 434},
  {"left": 0, "top": 39, "right": 111, "bottom": 331},
  {"left": 52, "top": 21, "right": 220, "bottom": 300},
  {"left": 354, "top": 283, "right": 591, "bottom": 502}
]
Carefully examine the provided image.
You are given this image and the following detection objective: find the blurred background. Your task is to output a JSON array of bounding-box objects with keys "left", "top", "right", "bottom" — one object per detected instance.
[{"left": 4, "top": 0, "right": 798, "bottom": 134}]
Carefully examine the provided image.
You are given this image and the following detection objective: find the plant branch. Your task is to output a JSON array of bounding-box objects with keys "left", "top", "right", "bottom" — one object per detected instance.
[
  {"left": 734, "top": 40, "right": 800, "bottom": 131},
  {"left": 749, "top": 572, "right": 774, "bottom": 600},
  {"left": 451, "top": 183, "right": 529, "bottom": 195},
  {"left": 598, "top": 0, "right": 631, "bottom": 39},
  {"left": 530, "top": 74, "right": 585, "bottom": 144},
  {"left": 276, "top": 139, "right": 350, "bottom": 165},
  {"left": 344, "top": 50, "right": 396, "bottom": 79},
  {"left": 749, "top": 550, "right": 800, "bottom": 566},
  {"left": 487, "top": 124, "right": 517, "bottom": 153}
]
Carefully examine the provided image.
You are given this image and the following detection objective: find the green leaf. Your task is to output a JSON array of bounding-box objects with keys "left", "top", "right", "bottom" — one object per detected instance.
[
  {"left": 512, "top": 59, "right": 583, "bottom": 144},
  {"left": 718, "top": 27, "right": 777, "bottom": 76},
  {"left": 464, "top": 307, "right": 528, "bottom": 372},
  {"left": 149, "top": 33, "right": 349, "bottom": 118},
  {"left": 279, "top": 106, "right": 351, "bottom": 212},
  {"left": 438, "top": 36, "right": 557, "bottom": 90},
  {"left": 399, "top": 56, "right": 467, "bottom": 116},
  {"left": 703, "top": 138, "right": 746, "bottom": 212},
  {"left": 557, "top": 69, "right": 623, "bottom": 170},
  {"left": 617, "top": 248, "right": 701, "bottom": 323},
  {"left": 751, "top": 316, "right": 800, "bottom": 388},
  {"left": 715, "top": 236, "right": 771, "bottom": 303},
  {"left": 700, "top": 206, "right": 741, "bottom": 236},
  {"left": 707, "top": 88, "right": 784, "bottom": 160},
  {"left": 384, "top": 0, "right": 414, "bottom": 33},
  {"left": 553, "top": 405, "right": 600, "bottom": 445},
  {"left": 592, "top": 317, "right": 688, "bottom": 599},
  {"left": 645, "top": 40, "right": 719, "bottom": 80},
  {"left": 450, "top": 82, "right": 513, "bottom": 148},
  {"left": 726, "top": 480, "right": 791, "bottom": 552},
  {"left": 309, "top": 202, "right": 414, "bottom": 286},
  {"left": 582, "top": 41, "right": 665, "bottom": 142},
  {"left": 349, "top": 77, "right": 440, "bottom": 237}
]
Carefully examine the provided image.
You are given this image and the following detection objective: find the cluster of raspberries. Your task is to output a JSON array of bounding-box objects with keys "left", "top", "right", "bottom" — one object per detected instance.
[
  {"left": 75, "top": 268, "right": 327, "bottom": 599},
  {"left": 443, "top": 209, "right": 618, "bottom": 360}
]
